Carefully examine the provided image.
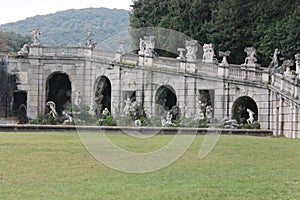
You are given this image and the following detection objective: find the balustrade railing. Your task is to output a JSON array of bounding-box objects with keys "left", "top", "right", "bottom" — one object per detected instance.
[
  {"left": 41, "top": 47, "right": 82, "bottom": 56},
  {"left": 229, "top": 65, "right": 244, "bottom": 80},
  {"left": 122, "top": 53, "right": 139, "bottom": 64},
  {"left": 197, "top": 62, "right": 218, "bottom": 75},
  {"left": 153, "top": 57, "right": 180, "bottom": 69},
  {"left": 92, "top": 49, "right": 116, "bottom": 61}
]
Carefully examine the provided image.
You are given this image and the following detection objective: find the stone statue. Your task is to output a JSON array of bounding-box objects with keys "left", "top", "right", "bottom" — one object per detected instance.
[
  {"left": 138, "top": 36, "right": 155, "bottom": 57},
  {"left": 194, "top": 100, "right": 206, "bottom": 121},
  {"left": 134, "top": 119, "right": 142, "bottom": 126},
  {"left": 46, "top": 101, "right": 57, "bottom": 119},
  {"left": 202, "top": 43, "right": 216, "bottom": 63},
  {"left": 161, "top": 111, "right": 173, "bottom": 127},
  {"left": 62, "top": 110, "right": 73, "bottom": 124},
  {"left": 243, "top": 47, "right": 258, "bottom": 65},
  {"left": 17, "top": 44, "right": 29, "bottom": 57},
  {"left": 205, "top": 105, "right": 213, "bottom": 124},
  {"left": 85, "top": 31, "right": 96, "bottom": 49},
  {"left": 102, "top": 107, "right": 110, "bottom": 116},
  {"left": 74, "top": 91, "right": 82, "bottom": 106},
  {"left": 246, "top": 108, "right": 254, "bottom": 124},
  {"left": 185, "top": 40, "right": 198, "bottom": 61},
  {"left": 268, "top": 48, "right": 280, "bottom": 72},
  {"left": 282, "top": 59, "right": 294, "bottom": 76},
  {"left": 31, "top": 28, "right": 41, "bottom": 46},
  {"left": 123, "top": 98, "right": 132, "bottom": 116},
  {"left": 118, "top": 40, "right": 126, "bottom": 54},
  {"left": 295, "top": 54, "right": 300, "bottom": 77}
]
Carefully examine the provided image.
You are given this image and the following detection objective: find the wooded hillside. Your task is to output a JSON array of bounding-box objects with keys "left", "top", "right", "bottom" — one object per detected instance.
[{"left": 0, "top": 7, "right": 129, "bottom": 48}]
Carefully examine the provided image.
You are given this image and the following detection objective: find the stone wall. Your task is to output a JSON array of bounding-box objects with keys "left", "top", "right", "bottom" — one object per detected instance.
[{"left": 4, "top": 46, "right": 300, "bottom": 137}]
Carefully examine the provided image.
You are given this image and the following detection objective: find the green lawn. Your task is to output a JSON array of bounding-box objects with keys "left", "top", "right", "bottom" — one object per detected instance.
[{"left": 1, "top": 132, "right": 300, "bottom": 199}]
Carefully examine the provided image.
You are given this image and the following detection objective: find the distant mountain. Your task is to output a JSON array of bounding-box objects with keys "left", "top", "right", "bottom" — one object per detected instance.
[{"left": 0, "top": 7, "right": 130, "bottom": 47}]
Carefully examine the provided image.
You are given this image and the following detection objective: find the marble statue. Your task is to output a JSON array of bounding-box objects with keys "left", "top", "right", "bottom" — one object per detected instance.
[
  {"left": 194, "top": 100, "right": 206, "bottom": 121},
  {"left": 161, "top": 111, "right": 173, "bottom": 127},
  {"left": 138, "top": 36, "right": 155, "bottom": 57},
  {"left": 123, "top": 98, "right": 132, "bottom": 116},
  {"left": 31, "top": 28, "right": 41, "bottom": 46},
  {"left": 62, "top": 110, "right": 73, "bottom": 124},
  {"left": 85, "top": 31, "right": 96, "bottom": 49},
  {"left": 295, "top": 54, "right": 300, "bottom": 77},
  {"left": 205, "top": 105, "right": 213, "bottom": 124},
  {"left": 118, "top": 40, "right": 126, "bottom": 54},
  {"left": 134, "top": 119, "right": 142, "bottom": 126},
  {"left": 17, "top": 44, "right": 29, "bottom": 57},
  {"left": 74, "top": 91, "right": 82, "bottom": 106},
  {"left": 246, "top": 109, "right": 254, "bottom": 124},
  {"left": 202, "top": 43, "right": 215, "bottom": 63},
  {"left": 185, "top": 40, "right": 198, "bottom": 61},
  {"left": 282, "top": 59, "right": 294, "bottom": 76},
  {"left": 243, "top": 47, "right": 257, "bottom": 65},
  {"left": 268, "top": 48, "right": 280, "bottom": 72},
  {"left": 46, "top": 101, "right": 57, "bottom": 119},
  {"left": 102, "top": 107, "right": 110, "bottom": 116}
]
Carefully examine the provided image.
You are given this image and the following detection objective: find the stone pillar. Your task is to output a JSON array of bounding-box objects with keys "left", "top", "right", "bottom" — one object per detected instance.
[
  {"left": 144, "top": 56, "right": 153, "bottom": 67},
  {"left": 295, "top": 54, "right": 300, "bottom": 77},
  {"left": 278, "top": 96, "right": 284, "bottom": 136},
  {"left": 218, "top": 64, "right": 229, "bottom": 78},
  {"left": 27, "top": 59, "right": 41, "bottom": 119},
  {"left": 294, "top": 79, "right": 299, "bottom": 99},
  {"left": 262, "top": 71, "right": 270, "bottom": 84},
  {"left": 292, "top": 104, "right": 297, "bottom": 138}
]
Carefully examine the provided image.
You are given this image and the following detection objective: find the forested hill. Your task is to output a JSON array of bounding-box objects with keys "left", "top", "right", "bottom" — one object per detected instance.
[{"left": 0, "top": 7, "right": 129, "bottom": 47}]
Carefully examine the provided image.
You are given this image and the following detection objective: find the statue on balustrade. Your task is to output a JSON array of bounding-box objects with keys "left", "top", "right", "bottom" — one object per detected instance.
[
  {"left": 268, "top": 48, "right": 281, "bottom": 73},
  {"left": 185, "top": 40, "right": 198, "bottom": 61},
  {"left": 295, "top": 54, "right": 300, "bottom": 77},
  {"left": 85, "top": 31, "right": 97, "bottom": 49},
  {"left": 243, "top": 47, "right": 258, "bottom": 66},
  {"left": 202, "top": 43, "right": 216, "bottom": 63},
  {"left": 138, "top": 36, "right": 155, "bottom": 57},
  {"left": 31, "top": 28, "right": 41, "bottom": 46},
  {"left": 17, "top": 44, "right": 30, "bottom": 57}
]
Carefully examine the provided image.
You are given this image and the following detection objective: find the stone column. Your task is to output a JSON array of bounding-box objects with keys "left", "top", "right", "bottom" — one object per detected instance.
[
  {"left": 292, "top": 104, "right": 297, "bottom": 138},
  {"left": 295, "top": 54, "right": 300, "bottom": 77}
]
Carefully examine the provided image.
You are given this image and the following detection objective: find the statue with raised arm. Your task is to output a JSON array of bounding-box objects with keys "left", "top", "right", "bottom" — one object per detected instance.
[
  {"left": 202, "top": 43, "right": 216, "bottom": 63},
  {"left": 185, "top": 40, "right": 198, "bottom": 61},
  {"left": 246, "top": 109, "right": 254, "bottom": 124},
  {"left": 85, "top": 31, "right": 96, "bottom": 49},
  {"left": 268, "top": 48, "right": 280, "bottom": 73},
  {"left": 31, "top": 28, "right": 41, "bottom": 46},
  {"left": 243, "top": 47, "right": 257, "bottom": 65},
  {"left": 46, "top": 101, "right": 57, "bottom": 120}
]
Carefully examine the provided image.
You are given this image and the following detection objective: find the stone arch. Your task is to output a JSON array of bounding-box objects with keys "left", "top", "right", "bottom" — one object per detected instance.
[
  {"left": 155, "top": 85, "right": 179, "bottom": 118},
  {"left": 46, "top": 71, "right": 72, "bottom": 114},
  {"left": 94, "top": 76, "right": 111, "bottom": 117},
  {"left": 232, "top": 96, "right": 258, "bottom": 124}
]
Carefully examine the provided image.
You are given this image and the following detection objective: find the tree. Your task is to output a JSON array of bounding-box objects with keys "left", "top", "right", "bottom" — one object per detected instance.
[
  {"left": 0, "top": 30, "right": 31, "bottom": 53},
  {"left": 130, "top": 0, "right": 299, "bottom": 65}
]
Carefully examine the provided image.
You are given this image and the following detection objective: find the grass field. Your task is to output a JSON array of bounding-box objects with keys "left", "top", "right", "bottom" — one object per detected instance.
[{"left": 1, "top": 132, "right": 300, "bottom": 199}]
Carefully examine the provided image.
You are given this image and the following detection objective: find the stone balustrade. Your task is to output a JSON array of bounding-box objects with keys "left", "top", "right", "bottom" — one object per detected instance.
[
  {"left": 152, "top": 57, "right": 181, "bottom": 69},
  {"left": 31, "top": 46, "right": 85, "bottom": 57},
  {"left": 271, "top": 73, "right": 300, "bottom": 99}
]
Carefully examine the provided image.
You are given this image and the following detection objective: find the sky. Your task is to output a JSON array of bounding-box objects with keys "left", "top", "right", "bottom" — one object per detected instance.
[{"left": 0, "top": 0, "right": 132, "bottom": 25}]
